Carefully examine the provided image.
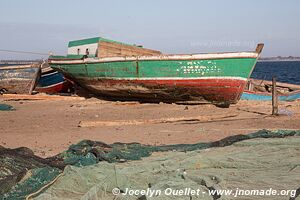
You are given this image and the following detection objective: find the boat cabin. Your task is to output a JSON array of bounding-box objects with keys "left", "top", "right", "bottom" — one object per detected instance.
[{"left": 67, "top": 37, "right": 161, "bottom": 58}]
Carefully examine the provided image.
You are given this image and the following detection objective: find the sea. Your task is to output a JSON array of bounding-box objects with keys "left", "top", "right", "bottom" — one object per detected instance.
[
  {"left": 1, "top": 61, "right": 300, "bottom": 85},
  {"left": 252, "top": 61, "right": 300, "bottom": 85}
]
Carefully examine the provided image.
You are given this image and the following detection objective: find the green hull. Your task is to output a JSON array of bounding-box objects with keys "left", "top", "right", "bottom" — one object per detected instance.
[
  {"left": 49, "top": 50, "right": 262, "bottom": 105},
  {"left": 51, "top": 58, "right": 256, "bottom": 80}
]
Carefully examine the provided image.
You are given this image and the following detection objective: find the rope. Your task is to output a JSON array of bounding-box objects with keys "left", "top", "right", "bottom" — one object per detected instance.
[
  {"left": 25, "top": 172, "right": 64, "bottom": 200},
  {"left": 0, "top": 49, "right": 49, "bottom": 56}
]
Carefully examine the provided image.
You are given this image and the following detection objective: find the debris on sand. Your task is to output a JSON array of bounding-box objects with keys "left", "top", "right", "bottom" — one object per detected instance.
[{"left": 0, "top": 104, "right": 15, "bottom": 111}]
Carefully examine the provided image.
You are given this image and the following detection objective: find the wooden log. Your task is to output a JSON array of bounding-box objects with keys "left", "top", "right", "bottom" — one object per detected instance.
[
  {"left": 250, "top": 78, "right": 300, "bottom": 91},
  {"left": 0, "top": 94, "right": 86, "bottom": 101},
  {"left": 78, "top": 114, "right": 238, "bottom": 127},
  {"left": 272, "top": 77, "right": 278, "bottom": 115},
  {"left": 0, "top": 64, "right": 37, "bottom": 70}
]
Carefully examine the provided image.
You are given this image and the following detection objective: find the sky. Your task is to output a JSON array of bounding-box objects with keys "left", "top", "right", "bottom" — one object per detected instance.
[{"left": 0, "top": 0, "right": 299, "bottom": 59}]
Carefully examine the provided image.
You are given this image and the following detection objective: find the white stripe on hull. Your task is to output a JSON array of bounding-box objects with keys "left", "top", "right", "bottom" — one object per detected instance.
[
  {"left": 80, "top": 76, "right": 248, "bottom": 81},
  {"left": 41, "top": 71, "right": 59, "bottom": 77},
  {"left": 50, "top": 52, "right": 258, "bottom": 64}
]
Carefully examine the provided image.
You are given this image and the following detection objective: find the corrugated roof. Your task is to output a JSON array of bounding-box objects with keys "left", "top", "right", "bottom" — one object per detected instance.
[{"left": 68, "top": 37, "right": 135, "bottom": 47}]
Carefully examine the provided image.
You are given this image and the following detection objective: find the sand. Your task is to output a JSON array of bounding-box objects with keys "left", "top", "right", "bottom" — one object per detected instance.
[{"left": 1, "top": 96, "right": 300, "bottom": 157}]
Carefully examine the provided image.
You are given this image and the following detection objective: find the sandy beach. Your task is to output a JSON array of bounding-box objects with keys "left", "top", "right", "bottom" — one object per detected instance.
[{"left": 1, "top": 96, "right": 300, "bottom": 157}]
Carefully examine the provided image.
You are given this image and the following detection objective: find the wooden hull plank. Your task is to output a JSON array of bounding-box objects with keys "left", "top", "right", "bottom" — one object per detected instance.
[{"left": 0, "top": 65, "right": 41, "bottom": 94}]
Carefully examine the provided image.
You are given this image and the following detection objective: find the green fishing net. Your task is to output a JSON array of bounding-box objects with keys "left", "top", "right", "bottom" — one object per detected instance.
[
  {"left": 35, "top": 135, "right": 300, "bottom": 200},
  {"left": 55, "top": 129, "right": 300, "bottom": 163},
  {"left": 2, "top": 167, "right": 61, "bottom": 200},
  {"left": 0, "top": 104, "right": 15, "bottom": 111},
  {"left": 1, "top": 129, "right": 300, "bottom": 200}
]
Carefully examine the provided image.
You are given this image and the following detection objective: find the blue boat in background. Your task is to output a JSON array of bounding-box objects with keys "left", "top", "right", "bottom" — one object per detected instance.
[
  {"left": 241, "top": 79, "right": 300, "bottom": 101},
  {"left": 36, "top": 63, "right": 72, "bottom": 94},
  {"left": 0, "top": 64, "right": 41, "bottom": 94},
  {"left": 241, "top": 91, "right": 300, "bottom": 101}
]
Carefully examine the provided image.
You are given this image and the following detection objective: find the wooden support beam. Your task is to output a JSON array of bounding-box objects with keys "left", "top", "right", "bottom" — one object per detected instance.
[
  {"left": 78, "top": 114, "right": 238, "bottom": 127},
  {"left": 272, "top": 77, "right": 278, "bottom": 115},
  {"left": 0, "top": 94, "right": 86, "bottom": 101}
]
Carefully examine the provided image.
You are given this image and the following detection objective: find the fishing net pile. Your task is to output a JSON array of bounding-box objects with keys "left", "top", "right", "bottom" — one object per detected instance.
[
  {"left": 1, "top": 130, "right": 300, "bottom": 200},
  {"left": 0, "top": 104, "right": 15, "bottom": 111}
]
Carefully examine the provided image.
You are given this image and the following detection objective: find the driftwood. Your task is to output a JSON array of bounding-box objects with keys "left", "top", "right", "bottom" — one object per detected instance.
[
  {"left": 237, "top": 107, "right": 269, "bottom": 116},
  {"left": 78, "top": 114, "right": 238, "bottom": 127},
  {"left": 0, "top": 94, "right": 86, "bottom": 101},
  {"left": 0, "top": 65, "right": 36, "bottom": 70},
  {"left": 248, "top": 78, "right": 300, "bottom": 92},
  {"left": 97, "top": 41, "right": 161, "bottom": 58}
]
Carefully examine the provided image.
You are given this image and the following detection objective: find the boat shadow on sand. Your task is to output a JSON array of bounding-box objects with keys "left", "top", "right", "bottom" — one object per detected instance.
[{"left": 74, "top": 85, "right": 232, "bottom": 108}]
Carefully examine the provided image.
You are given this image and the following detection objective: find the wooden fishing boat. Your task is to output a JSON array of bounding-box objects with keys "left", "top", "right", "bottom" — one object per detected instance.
[
  {"left": 48, "top": 37, "right": 264, "bottom": 106},
  {"left": 0, "top": 64, "right": 41, "bottom": 94},
  {"left": 35, "top": 63, "right": 72, "bottom": 94},
  {"left": 241, "top": 79, "right": 300, "bottom": 101}
]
